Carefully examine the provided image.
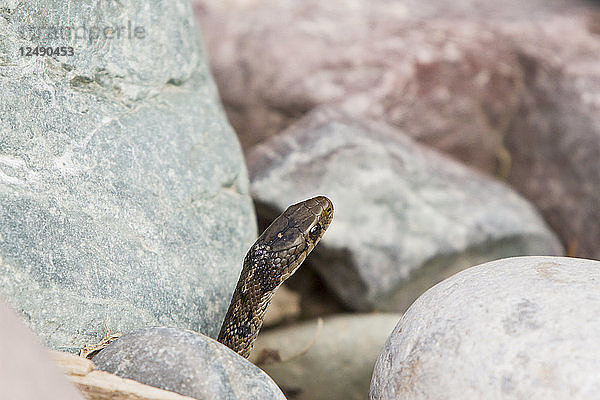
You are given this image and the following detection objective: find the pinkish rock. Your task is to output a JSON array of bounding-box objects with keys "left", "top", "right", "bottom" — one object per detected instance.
[
  {"left": 194, "top": 0, "right": 582, "bottom": 169},
  {"left": 195, "top": 0, "right": 600, "bottom": 259},
  {"left": 500, "top": 16, "right": 600, "bottom": 260}
]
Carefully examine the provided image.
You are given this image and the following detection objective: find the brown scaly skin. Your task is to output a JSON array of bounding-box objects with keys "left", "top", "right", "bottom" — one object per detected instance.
[{"left": 217, "top": 196, "right": 334, "bottom": 358}]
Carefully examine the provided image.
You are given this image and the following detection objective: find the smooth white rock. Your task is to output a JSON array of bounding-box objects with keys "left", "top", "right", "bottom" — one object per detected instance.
[{"left": 370, "top": 256, "right": 600, "bottom": 399}]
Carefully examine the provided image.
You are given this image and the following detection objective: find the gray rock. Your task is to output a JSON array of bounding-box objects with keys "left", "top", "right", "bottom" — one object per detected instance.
[
  {"left": 370, "top": 256, "right": 600, "bottom": 400},
  {"left": 93, "top": 327, "right": 286, "bottom": 400},
  {"left": 250, "top": 314, "right": 401, "bottom": 400},
  {"left": 0, "top": 300, "right": 85, "bottom": 400},
  {"left": 248, "top": 107, "right": 563, "bottom": 312},
  {"left": 0, "top": 1, "right": 256, "bottom": 352}
]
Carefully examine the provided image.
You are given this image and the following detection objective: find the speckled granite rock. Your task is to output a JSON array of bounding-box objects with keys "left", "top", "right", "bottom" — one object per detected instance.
[
  {"left": 93, "top": 327, "right": 286, "bottom": 400},
  {"left": 250, "top": 314, "right": 401, "bottom": 400},
  {"left": 248, "top": 107, "right": 563, "bottom": 312},
  {"left": 370, "top": 256, "right": 600, "bottom": 399},
  {"left": 0, "top": 300, "right": 84, "bottom": 400},
  {"left": 0, "top": 0, "right": 256, "bottom": 352}
]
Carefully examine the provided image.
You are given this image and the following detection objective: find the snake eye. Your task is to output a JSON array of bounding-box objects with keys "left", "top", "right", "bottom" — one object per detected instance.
[{"left": 309, "top": 224, "right": 321, "bottom": 241}]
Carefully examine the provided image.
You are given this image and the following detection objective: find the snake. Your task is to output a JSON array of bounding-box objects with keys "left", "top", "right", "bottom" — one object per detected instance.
[{"left": 217, "top": 196, "right": 334, "bottom": 358}]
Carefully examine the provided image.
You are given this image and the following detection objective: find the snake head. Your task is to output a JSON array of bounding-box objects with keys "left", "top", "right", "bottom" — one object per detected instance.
[
  {"left": 256, "top": 196, "right": 333, "bottom": 282},
  {"left": 218, "top": 196, "right": 334, "bottom": 357}
]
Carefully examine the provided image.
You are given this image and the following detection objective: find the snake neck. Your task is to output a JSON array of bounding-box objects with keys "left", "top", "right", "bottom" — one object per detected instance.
[{"left": 217, "top": 245, "right": 279, "bottom": 358}]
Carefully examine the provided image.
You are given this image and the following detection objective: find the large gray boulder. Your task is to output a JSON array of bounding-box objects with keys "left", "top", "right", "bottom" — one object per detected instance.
[
  {"left": 248, "top": 107, "right": 563, "bottom": 312},
  {"left": 93, "top": 327, "right": 286, "bottom": 400},
  {"left": 370, "top": 256, "right": 600, "bottom": 400},
  {"left": 0, "top": 1, "right": 256, "bottom": 352}
]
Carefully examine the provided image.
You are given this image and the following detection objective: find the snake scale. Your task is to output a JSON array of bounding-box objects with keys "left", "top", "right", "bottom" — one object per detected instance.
[{"left": 217, "top": 196, "right": 333, "bottom": 358}]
